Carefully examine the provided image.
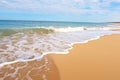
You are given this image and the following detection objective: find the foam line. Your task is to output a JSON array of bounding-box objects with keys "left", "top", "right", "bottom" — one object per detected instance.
[{"left": 0, "top": 31, "right": 120, "bottom": 68}]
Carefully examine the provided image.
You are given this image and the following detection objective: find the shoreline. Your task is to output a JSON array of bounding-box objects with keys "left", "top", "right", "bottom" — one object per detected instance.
[
  {"left": 0, "top": 34, "right": 120, "bottom": 80},
  {"left": 0, "top": 33, "right": 114, "bottom": 68},
  {"left": 50, "top": 34, "right": 120, "bottom": 80}
]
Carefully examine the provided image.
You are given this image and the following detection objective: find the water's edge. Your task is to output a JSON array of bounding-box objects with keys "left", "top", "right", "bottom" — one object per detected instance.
[{"left": 0, "top": 33, "right": 118, "bottom": 68}]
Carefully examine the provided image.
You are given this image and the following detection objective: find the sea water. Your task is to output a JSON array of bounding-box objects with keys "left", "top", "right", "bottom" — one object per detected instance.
[{"left": 0, "top": 20, "right": 120, "bottom": 67}]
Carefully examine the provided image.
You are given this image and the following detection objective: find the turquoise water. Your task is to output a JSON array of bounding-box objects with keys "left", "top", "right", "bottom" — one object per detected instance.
[
  {"left": 0, "top": 20, "right": 115, "bottom": 36},
  {"left": 0, "top": 20, "right": 112, "bottom": 28}
]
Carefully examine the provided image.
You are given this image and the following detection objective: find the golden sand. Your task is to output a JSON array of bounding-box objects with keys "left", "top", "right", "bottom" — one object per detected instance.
[{"left": 50, "top": 34, "right": 120, "bottom": 80}]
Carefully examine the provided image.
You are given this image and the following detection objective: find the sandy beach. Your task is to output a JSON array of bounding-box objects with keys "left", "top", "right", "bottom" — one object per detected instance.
[
  {"left": 0, "top": 34, "right": 120, "bottom": 80},
  {"left": 0, "top": 0, "right": 120, "bottom": 79},
  {"left": 50, "top": 34, "right": 120, "bottom": 80}
]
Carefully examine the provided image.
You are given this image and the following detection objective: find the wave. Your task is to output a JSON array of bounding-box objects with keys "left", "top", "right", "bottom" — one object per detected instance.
[
  {"left": 0, "top": 28, "right": 54, "bottom": 36},
  {"left": 0, "top": 25, "right": 120, "bottom": 36},
  {"left": 53, "top": 26, "right": 120, "bottom": 32},
  {"left": 0, "top": 26, "right": 120, "bottom": 67}
]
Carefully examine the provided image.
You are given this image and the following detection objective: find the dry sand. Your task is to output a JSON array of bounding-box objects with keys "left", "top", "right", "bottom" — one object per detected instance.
[{"left": 50, "top": 34, "right": 120, "bottom": 80}]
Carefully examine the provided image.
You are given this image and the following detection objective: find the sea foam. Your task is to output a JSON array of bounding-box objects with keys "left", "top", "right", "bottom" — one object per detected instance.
[{"left": 0, "top": 26, "right": 120, "bottom": 67}]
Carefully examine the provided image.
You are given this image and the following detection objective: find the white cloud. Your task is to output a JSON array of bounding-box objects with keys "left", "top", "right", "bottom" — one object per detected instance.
[{"left": 0, "top": 0, "right": 120, "bottom": 15}]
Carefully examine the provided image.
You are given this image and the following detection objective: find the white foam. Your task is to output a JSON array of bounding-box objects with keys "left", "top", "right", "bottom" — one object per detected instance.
[
  {"left": 52, "top": 26, "right": 120, "bottom": 32},
  {"left": 0, "top": 28, "right": 120, "bottom": 67},
  {"left": 5, "top": 24, "right": 120, "bottom": 32},
  {"left": 53, "top": 27, "right": 85, "bottom": 32}
]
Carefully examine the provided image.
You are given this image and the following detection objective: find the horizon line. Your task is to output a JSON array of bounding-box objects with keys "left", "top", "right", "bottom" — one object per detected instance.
[{"left": 0, "top": 19, "right": 118, "bottom": 23}]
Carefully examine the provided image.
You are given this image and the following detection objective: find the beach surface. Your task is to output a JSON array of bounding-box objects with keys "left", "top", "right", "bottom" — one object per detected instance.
[
  {"left": 50, "top": 34, "right": 120, "bottom": 80},
  {"left": 0, "top": 34, "right": 120, "bottom": 80}
]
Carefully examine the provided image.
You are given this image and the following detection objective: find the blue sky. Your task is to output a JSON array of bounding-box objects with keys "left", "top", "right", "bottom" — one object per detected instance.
[{"left": 0, "top": 0, "right": 120, "bottom": 22}]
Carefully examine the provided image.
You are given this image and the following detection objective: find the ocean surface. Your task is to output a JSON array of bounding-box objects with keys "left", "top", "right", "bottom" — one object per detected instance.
[{"left": 0, "top": 20, "right": 120, "bottom": 67}]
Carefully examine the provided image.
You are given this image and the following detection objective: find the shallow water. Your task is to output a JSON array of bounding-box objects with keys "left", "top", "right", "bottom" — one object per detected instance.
[{"left": 0, "top": 56, "right": 60, "bottom": 80}]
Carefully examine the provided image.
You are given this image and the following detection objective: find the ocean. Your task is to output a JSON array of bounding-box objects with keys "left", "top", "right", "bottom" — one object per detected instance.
[{"left": 0, "top": 20, "right": 120, "bottom": 66}]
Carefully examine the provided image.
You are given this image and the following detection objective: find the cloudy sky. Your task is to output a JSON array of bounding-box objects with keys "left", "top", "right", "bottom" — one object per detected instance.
[{"left": 0, "top": 0, "right": 120, "bottom": 22}]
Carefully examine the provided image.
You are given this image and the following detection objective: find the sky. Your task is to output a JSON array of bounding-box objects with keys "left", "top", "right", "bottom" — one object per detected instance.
[{"left": 0, "top": 0, "right": 120, "bottom": 22}]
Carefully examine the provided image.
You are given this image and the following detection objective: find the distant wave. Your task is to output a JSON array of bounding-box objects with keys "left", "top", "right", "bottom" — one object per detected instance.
[
  {"left": 53, "top": 26, "right": 120, "bottom": 32},
  {"left": 0, "top": 25, "right": 120, "bottom": 36}
]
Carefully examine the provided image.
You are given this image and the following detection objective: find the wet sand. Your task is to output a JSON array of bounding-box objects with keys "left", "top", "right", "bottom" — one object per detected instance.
[
  {"left": 0, "top": 56, "right": 60, "bottom": 80},
  {"left": 50, "top": 34, "right": 120, "bottom": 80}
]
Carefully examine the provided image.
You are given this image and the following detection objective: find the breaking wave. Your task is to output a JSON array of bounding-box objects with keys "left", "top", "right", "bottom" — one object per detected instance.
[{"left": 0, "top": 25, "right": 120, "bottom": 36}]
